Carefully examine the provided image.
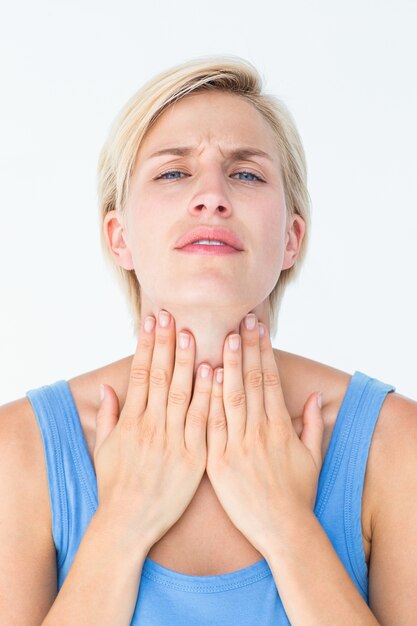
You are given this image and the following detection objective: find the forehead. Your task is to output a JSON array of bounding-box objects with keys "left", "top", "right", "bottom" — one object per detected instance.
[{"left": 137, "top": 91, "right": 279, "bottom": 162}]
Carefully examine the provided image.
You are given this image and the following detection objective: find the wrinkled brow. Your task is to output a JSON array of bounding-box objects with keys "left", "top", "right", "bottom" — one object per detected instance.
[{"left": 145, "top": 145, "right": 274, "bottom": 162}]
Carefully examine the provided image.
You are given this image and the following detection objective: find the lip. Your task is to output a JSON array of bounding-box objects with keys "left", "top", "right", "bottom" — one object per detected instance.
[
  {"left": 176, "top": 243, "right": 241, "bottom": 256},
  {"left": 174, "top": 226, "right": 244, "bottom": 251}
]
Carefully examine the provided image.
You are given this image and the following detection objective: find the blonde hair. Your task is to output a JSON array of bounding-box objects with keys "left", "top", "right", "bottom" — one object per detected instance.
[{"left": 97, "top": 55, "right": 311, "bottom": 337}]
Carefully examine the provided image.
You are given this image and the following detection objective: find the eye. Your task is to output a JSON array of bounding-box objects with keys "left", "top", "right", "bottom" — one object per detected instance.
[
  {"left": 155, "top": 170, "right": 189, "bottom": 180},
  {"left": 154, "top": 169, "right": 265, "bottom": 182},
  {"left": 231, "top": 170, "right": 265, "bottom": 183}
]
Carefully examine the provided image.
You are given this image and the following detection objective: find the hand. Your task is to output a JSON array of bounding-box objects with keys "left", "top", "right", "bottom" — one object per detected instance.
[
  {"left": 206, "top": 314, "right": 324, "bottom": 555},
  {"left": 94, "top": 310, "right": 213, "bottom": 549}
]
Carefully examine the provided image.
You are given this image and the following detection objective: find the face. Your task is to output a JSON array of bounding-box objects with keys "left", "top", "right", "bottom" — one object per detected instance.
[{"left": 106, "top": 91, "right": 304, "bottom": 317}]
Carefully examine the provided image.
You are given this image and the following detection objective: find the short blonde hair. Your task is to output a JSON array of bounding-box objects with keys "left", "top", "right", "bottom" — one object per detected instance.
[{"left": 97, "top": 55, "right": 311, "bottom": 337}]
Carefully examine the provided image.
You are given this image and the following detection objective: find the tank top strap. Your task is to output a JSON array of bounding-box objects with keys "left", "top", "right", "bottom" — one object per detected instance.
[
  {"left": 344, "top": 371, "right": 395, "bottom": 585},
  {"left": 26, "top": 380, "right": 98, "bottom": 569},
  {"left": 315, "top": 370, "right": 395, "bottom": 515},
  {"left": 314, "top": 370, "right": 395, "bottom": 597}
]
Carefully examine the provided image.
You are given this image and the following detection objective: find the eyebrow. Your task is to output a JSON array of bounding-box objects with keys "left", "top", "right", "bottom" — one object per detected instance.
[{"left": 145, "top": 145, "right": 274, "bottom": 163}]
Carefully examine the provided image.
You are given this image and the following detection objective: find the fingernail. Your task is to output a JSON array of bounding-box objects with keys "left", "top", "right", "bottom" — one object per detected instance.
[
  {"left": 144, "top": 316, "right": 155, "bottom": 333},
  {"left": 178, "top": 332, "right": 190, "bottom": 350},
  {"left": 244, "top": 314, "right": 256, "bottom": 330},
  {"left": 200, "top": 364, "right": 211, "bottom": 378},
  {"left": 228, "top": 334, "right": 240, "bottom": 351},
  {"left": 216, "top": 368, "right": 224, "bottom": 384},
  {"left": 100, "top": 384, "right": 105, "bottom": 402},
  {"left": 159, "top": 310, "right": 170, "bottom": 327},
  {"left": 317, "top": 392, "right": 323, "bottom": 409},
  {"left": 258, "top": 323, "right": 265, "bottom": 338}
]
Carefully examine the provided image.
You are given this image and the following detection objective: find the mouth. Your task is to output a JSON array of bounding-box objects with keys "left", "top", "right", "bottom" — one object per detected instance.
[
  {"left": 174, "top": 226, "right": 244, "bottom": 252},
  {"left": 175, "top": 241, "right": 242, "bottom": 256}
]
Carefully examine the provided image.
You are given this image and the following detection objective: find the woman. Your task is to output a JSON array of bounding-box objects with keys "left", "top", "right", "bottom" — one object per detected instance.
[{"left": 1, "top": 56, "right": 416, "bottom": 625}]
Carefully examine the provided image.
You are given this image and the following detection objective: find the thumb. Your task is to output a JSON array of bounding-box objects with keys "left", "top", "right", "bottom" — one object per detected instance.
[
  {"left": 300, "top": 391, "right": 325, "bottom": 470},
  {"left": 94, "top": 384, "right": 120, "bottom": 455}
]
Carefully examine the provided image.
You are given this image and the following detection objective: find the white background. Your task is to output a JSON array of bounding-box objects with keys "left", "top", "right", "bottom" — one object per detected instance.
[{"left": 1, "top": 0, "right": 416, "bottom": 404}]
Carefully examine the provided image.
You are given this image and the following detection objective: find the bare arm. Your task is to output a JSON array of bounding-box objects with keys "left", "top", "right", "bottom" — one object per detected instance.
[
  {"left": 0, "top": 398, "right": 57, "bottom": 626},
  {"left": 0, "top": 399, "right": 149, "bottom": 626},
  {"left": 42, "top": 507, "right": 150, "bottom": 626},
  {"left": 263, "top": 392, "right": 417, "bottom": 625},
  {"left": 366, "top": 392, "right": 417, "bottom": 624},
  {"left": 264, "top": 509, "right": 379, "bottom": 625}
]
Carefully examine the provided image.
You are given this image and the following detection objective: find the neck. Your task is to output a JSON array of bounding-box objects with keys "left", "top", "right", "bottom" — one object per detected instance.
[{"left": 140, "top": 298, "right": 271, "bottom": 379}]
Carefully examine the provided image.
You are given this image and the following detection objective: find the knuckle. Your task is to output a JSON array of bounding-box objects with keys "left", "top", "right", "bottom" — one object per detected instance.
[
  {"left": 130, "top": 365, "right": 149, "bottom": 385},
  {"left": 150, "top": 367, "right": 169, "bottom": 387},
  {"left": 186, "top": 407, "right": 207, "bottom": 428},
  {"left": 174, "top": 353, "right": 191, "bottom": 367},
  {"left": 168, "top": 387, "right": 189, "bottom": 407},
  {"left": 244, "top": 334, "right": 259, "bottom": 348},
  {"left": 194, "top": 386, "right": 212, "bottom": 402},
  {"left": 138, "top": 420, "right": 158, "bottom": 444},
  {"left": 274, "top": 420, "right": 292, "bottom": 444},
  {"left": 263, "top": 369, "right": 281, "bottom": 389},
  {"left": 120, "top": 414, "right": 137, "bottom": 433},
  {"left": 211, "top": 387, "right": 223, "bottom": 401},
  {"left": 253, "top": 422, "right": 266, "bottom": 445},
  {"left": 139, "top": 334, "right": 154, "bottom": 350},
  {"left": 227, "top": 389, "right": 246, "bottom": 408},
  {"left": 155, "top": 333, "right": 170, "bottom": 347},
  {"left": 244, "top": 368, "right": 263, "bottom": 388},
  {"left": 209, "top": 412, "right": 227, "bottom": 432}
]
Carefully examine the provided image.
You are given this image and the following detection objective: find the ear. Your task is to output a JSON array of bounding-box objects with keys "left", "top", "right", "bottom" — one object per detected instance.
[
  {"left": 103, "top": 210, "right": 135, "bottom": 270},
  {"left": 281, "top": 215, "right": 306, "bottom": 271}
]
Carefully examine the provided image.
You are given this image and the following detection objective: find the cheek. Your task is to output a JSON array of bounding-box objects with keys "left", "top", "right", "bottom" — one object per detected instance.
[
  {"left": 125, "top": 208, "right": 152, "bottom": 267},
  {"left": 259, "top": 210, "right": 285, "bottom": 261},
  {"left": 254, "top": 212, "right": 286, "bottom": 291},
  {"left": 127, "top": 206, "right": 171, "bottom": 285},
  {"left": 259, "top": 235, "right": 284, "bottom": 290}
]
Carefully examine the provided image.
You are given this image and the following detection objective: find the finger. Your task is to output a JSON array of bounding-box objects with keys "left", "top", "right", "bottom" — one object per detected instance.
[
  {"left": 184, "top": 362, "right": 213, "bottom": 454},
  {"left": 94, "top": 384, "right": 120, "bottom": 461},
  {"left": 223, "top": 332, "right": 246, "bottom": 445},
  {"left": 239, "top": 314, "right": 265, "bottom": 437},
  {"left": 258, "top": 323, "right": 291, "bottom": 425},
  {"left": 145, "top": 310, "right": 176, "bottom": 425},
  {"left": 165, "top": 330, "right": 195, "bottom": 444},
  {"left": 300, "top": 392, "right": 325, "bottom": 471},
  {"left": 207, "top": 367, "right": 227, "bottom": 460},
  {"left": 119, "top": 315, "right": 156, "bottom": 425}
]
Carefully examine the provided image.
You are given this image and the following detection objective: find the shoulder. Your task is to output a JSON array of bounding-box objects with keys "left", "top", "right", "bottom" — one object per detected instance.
[
  {"left": 272, "top": 347, "right": 353, "bottom": 423},
  {"left": 0, "top": 396, "right": 57, "bottom": 619},
  {"left": 360, "top": 390, "right": 417, "bottom": 620},
  {"left": 0, "top": 394, "right": 48, "bottom": 485},
  {"left": 364, "top": 390, "right": 417, "bottom": 527},
  {"left": 371, "top": 388, "right": 417, "bottom": 447},
  {"left": 0, "top": 395, "right": 52, "bottom": 530}
]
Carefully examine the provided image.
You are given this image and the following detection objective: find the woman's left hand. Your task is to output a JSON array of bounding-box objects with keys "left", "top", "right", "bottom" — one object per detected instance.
[{"left": 206, "top": 314, "right": 325, "bottom": 555}]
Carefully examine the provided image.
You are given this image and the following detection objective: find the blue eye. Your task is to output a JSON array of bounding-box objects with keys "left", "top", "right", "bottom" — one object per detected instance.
[
  {"left": 232, "top": 171, "right": 264, "bottom": 182},
  {"left": 156, "top": 169, "right": 264, "bottom": 182},
  {"left": 157, "top": 170, "right": 187, "bottom": 180}
]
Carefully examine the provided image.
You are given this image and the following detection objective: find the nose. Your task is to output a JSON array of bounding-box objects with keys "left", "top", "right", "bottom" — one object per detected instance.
[{"left": 187, "top": 167, "right": 232, "bottom": 217}]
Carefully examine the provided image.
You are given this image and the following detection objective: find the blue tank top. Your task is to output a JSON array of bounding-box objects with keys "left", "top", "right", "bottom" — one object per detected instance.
[{"left": 26, "top": 370, "right": 395, "bottom": 624}]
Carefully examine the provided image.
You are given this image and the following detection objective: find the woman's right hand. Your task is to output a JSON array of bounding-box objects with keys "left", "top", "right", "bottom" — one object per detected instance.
[{"left": 93, "top": 310, "right": 213, "bottom": 549}]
